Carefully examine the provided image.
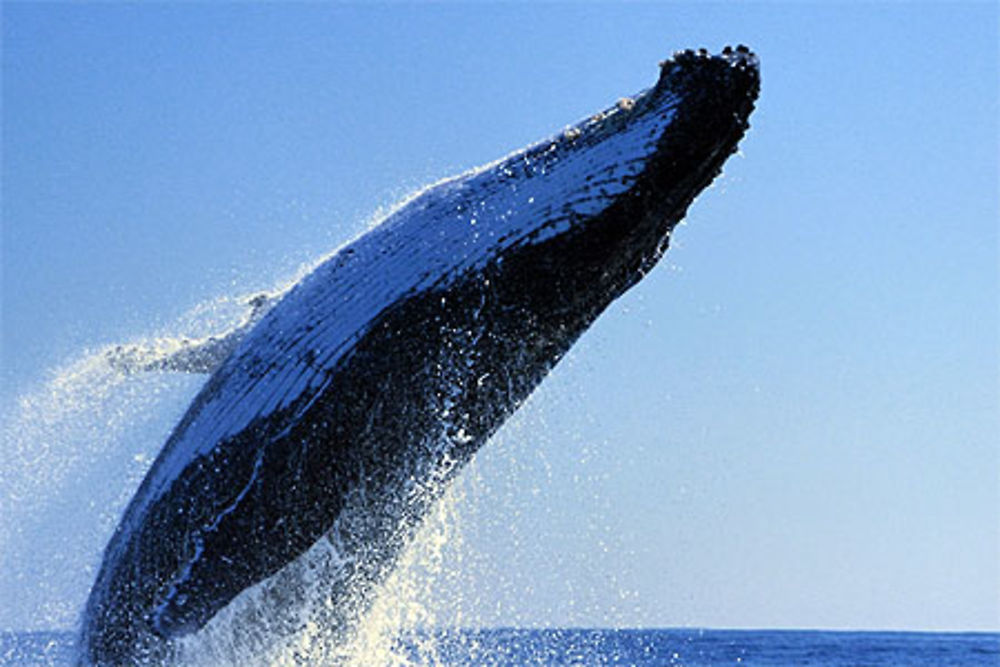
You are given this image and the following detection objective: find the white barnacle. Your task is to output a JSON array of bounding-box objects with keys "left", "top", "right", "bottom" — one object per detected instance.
[{"left": 617, "top": 97, "right": 635, "bottom": 112}]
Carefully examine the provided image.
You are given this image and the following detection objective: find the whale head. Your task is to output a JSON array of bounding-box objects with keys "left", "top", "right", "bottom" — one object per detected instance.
[{"left": 410, "top": 44, "right": 761, "bottom": 339}]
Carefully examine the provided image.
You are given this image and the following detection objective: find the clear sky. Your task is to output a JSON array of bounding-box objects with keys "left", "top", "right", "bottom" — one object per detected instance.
[{"left": 2, "top": 2, "right": 997, "bottom": 633}]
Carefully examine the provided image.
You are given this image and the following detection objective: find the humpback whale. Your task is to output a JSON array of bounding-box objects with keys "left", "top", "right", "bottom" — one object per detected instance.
[{"left": 80, "top": 46, "right": 759, "bottom": 664}]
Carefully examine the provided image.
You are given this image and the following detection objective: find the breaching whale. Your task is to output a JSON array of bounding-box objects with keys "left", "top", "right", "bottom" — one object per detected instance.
[{"left": 80, "top": 46, "right": 760, "bottom": 664}]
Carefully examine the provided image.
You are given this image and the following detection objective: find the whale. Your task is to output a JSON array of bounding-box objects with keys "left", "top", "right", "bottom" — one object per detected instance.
[{"left": 79, "top": 46, "right": 760, "bottom": 664}]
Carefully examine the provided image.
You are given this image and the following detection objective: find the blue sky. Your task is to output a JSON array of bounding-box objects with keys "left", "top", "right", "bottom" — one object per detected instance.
[{"left": 2, "top": 3, "right": 997, "bottom": 633}]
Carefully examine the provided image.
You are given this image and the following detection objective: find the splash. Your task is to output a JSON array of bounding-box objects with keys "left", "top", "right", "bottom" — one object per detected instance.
[
  {"left": 1, "top": 293, "right": 628, "bottom": 664},
  {"left": 0, "top": 228, "right": 495, "bottom": 659},
  {"left": 169, "top": 430, "right": 474, "bottom": 666},
  {"left": 0, "top": 292, "right": 284, "bottom": 632},
  {"left": 338, "top": 482, "right": 466, "bottom": 667},
  {"left": 3, "top": 260, "right": 634, "bottom": 664},
  {"left": 0, "top": 351, "right": 196, "bottom": 630}
]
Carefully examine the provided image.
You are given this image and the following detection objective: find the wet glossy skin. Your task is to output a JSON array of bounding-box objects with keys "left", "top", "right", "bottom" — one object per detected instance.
[{"left": 80, "top": 47, "right": 759, "bottom": 665}]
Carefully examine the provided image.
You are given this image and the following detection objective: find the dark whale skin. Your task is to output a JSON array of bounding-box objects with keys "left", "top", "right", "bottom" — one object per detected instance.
[{"left": 79, "top": 47, "right": 759, "bottom": 665}]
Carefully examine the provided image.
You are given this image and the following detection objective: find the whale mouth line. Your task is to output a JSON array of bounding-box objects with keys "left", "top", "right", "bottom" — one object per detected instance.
[{"left": 79, "top": 45, "right": 760, "bottom": 665}]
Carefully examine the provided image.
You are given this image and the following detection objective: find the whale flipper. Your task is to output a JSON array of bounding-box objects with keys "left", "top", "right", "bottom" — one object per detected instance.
[
  {"left": 104, "top": 293, "right": 279, "bottom": 375},
  {"left": 80, "top": 47, "right": 760, "bottom": 665}
]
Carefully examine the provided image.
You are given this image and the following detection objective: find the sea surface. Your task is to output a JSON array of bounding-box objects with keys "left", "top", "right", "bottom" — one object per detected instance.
[{"left": 2, "top": 628, "right": 997, "bottom": 666}]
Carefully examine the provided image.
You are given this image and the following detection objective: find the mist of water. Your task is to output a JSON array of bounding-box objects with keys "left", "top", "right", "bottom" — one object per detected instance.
[
  {"left": 0, "top": 284, "right": 527, "bottom": 664},
  {"left": 1, "top": 262, "right": 639, "bottom": 666}
]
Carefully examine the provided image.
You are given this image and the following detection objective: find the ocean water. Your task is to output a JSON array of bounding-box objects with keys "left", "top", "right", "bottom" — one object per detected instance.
[{"left": 2, "top": 628, "right": 997, "bottom": 666}]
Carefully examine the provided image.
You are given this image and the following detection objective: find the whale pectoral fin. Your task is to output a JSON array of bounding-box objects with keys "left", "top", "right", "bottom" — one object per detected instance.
[
  {"left": 106, "top": 292, "right": 280, "bottom": 375},
  {"left": 106, "top": 331, "right": 246, "bottom": 375}
]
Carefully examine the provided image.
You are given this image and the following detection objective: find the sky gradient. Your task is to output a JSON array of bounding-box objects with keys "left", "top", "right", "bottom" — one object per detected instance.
[{"left": 2, "top": 3, "right": 998, "bottom": 633}]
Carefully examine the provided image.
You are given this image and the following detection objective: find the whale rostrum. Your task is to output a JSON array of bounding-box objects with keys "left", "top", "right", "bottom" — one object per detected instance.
[{"left": 80, "top": 47, "right": 760, "bottom": 664}]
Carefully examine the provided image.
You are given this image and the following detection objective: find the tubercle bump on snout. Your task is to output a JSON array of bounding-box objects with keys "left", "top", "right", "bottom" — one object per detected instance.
[
  {"left": 653, "top": 45, "right": 760, "bottom": 136},
  {"left": 659, "top": 44, "right": 760, "bottom": 79}
]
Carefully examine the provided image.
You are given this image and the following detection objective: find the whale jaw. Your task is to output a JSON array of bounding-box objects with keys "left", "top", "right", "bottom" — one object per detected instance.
[{"left": 79, "top": 47, "right": 758, "bottom": 665}]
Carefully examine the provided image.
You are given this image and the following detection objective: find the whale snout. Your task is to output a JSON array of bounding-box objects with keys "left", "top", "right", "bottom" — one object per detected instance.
[
  {"left": 721, "top": 44, "right": 760, "bottom": 71},
  {"left": 663, "top": 44, "right": 760, "bottom": 84},
  {"left": 656, "top": 45, "right": 760, "bottom": 127}
]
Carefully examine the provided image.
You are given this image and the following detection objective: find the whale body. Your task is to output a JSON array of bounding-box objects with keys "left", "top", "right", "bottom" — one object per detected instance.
[{"left": 80, "top": 47, "right": 759, "bottom": 664}]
